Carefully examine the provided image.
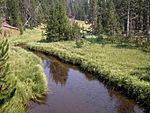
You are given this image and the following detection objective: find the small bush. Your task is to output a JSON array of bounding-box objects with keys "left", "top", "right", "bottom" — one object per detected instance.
[{"left": 76, "top": 39, "right": 84, "bottom": 48}]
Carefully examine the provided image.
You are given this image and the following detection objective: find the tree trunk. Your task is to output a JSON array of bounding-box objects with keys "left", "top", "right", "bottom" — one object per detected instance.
[
  {"left": 145, "top": 13, "right": 149, "bottom": 33},
  {"left": 146, "top": 1, "right": 150, "bottom": 41},
  {"left": 126, "top": 0, "right": 130, "bottom": 37}
]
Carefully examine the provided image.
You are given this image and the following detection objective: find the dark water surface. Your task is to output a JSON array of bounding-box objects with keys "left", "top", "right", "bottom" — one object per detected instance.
[{"left": 27, "top": 53, "right": 146, "bottom": 113}]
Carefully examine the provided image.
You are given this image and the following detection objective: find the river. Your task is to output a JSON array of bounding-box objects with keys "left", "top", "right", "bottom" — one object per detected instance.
[{"left": 26, "top": 53, "right": 146, "bottom": 113}]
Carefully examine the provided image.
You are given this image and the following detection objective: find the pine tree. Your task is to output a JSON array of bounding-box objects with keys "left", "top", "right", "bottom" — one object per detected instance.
[
  {"left": 89, "top": 0, "right": 98, "bottom": 26},
  {"left": 6, "top": 0, "right": 21, "bottom": 27},
  {"left": 71, "top": 22, "right": 81, "bottom": 39},
  {"left": 5, "top": 0, "right": 24, "bottom": 34},
  {"left": 94, "top": 0, "right": 103, "bottom": 35},
  {"left": 0, "top": 40, "right": 16, "bottom": 106},
  {"left": 67, "top": 0, "right": 89, "bottom": 20},
  {"left": 95, "top": 0, "right": 120, "bottom": 36},
  {"left": 46, "top": 0, "right": 71, "bottom": 41},
  {"left": 0, "top": 0, "right": 5, "bottom": 27},
  {"left": 107, "top": 0, "right": 120, "bottom": 35}
]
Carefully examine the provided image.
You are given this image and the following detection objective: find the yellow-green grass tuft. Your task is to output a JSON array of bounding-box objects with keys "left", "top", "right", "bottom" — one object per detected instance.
[{"left": 0, "top": 47, "right": 47, "bottom": 113}]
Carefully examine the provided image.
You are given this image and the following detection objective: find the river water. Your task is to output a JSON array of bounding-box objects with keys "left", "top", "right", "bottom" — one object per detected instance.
[{"left": 27, "top": 53, "right": 146, "bottom": 113}]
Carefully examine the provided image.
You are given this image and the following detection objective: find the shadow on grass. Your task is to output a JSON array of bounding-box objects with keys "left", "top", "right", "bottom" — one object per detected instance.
[
  {"left": 113, "top": 42, "right": 137, "bottom": 49},
  {"left": 85, "top": 37, "right": 137, "bottom": 49},
  {"left": 111, "top": 37, "right": 150, "bottom": 52},
  {"left": 37, "top": 38, "right": 49, "bottom": 43},
  {"left": 141, "top": 46, "right": 150, "bottom": 52},
  {"left": 0, "top": 88, "right": 16, "bottom": 107},
  {"left": 86, "top": 37, "right": 114, "bottom": 45},
  {"left": 37, "top": 38, "right": 73, "bottom": 43},
  {"left": 37, "top": 38, "right": 63, "bottom": 43},
  {"left": 131, "top": 67, "right": 150, "bottom": 82},
  {"left": 114, "top": 42, "right": 150, "bottom": 53},
  {"left": 86, "top": 37, "right": 150, "bottom": 52}
]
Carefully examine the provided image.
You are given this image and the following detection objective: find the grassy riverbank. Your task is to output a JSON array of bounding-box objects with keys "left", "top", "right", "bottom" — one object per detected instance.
[
  {"left": 11, "top": 29, "right": 150, "bottom": 107},
  {"left": 24, "top": 41, "right": 150, "bottom": 107},
  {"left": 0, "top": 47, "right": 47, "bottom": 113}
]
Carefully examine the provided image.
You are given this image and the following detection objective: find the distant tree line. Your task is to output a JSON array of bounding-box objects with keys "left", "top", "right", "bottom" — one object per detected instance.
[
  {"left": 89, "top": 0, "right": 150, "bottom": 40},
  {"left": 66, "top": 0, "right": 89, "bottom": 21},
  {"left": 1, "top": 0, "right": 150, "bottom": 41},
  {"left": 0, "top": 0, "right": 48, "bottom": 34},
  {"left": 66, "top": 0, "right": 150, "bottom": 41}
]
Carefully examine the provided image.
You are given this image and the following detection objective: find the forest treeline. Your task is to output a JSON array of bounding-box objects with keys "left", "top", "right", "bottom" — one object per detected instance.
[
  {"left": 67, "top": 0, "right": 150, "bottom": 38},
  {"left": 0, "top": 0, "right": 150, "bottom": 40}
]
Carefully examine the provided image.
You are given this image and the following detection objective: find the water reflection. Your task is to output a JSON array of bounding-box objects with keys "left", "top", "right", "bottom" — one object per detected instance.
[
  {"left": 108, "top": 89, "right": 142, "bottom": 113},
  {"left": 27, "top": 53, "right": 146, "bottom": 113},
  {"left": 41, "top": 56, "right": 70, "bottom": 86},
  {"left": 49, "top": 60, "right": 69, "bottom": 86},
  {"left": 44, "top": 57, "right": 97, "bottom": 86}
]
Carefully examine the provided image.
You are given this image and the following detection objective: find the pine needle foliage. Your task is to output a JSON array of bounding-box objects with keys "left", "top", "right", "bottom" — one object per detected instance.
[
  {"left": 0, "top": 40, "right": 16, "bottom": 107},
  {"left": 45, "top": 0, "right": 71, "bottom": 42}
]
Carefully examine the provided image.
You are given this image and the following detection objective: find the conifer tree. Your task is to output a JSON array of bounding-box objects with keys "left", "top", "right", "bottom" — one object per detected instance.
[
  {"left": 89, "top": 0, "right": 98, "bottom": 26},
  {"left": 0, "top": 40, "right": 16, "bottom": 106},
  {"left": 94, "top": 0, "right": 103, "bottom": 35},
  {"left": 5, "top": 0, "right": 24, "bottom": 34},
  {"left": 95, "top": 0, "right": 120, "bottom": 36},
  {"left": 0, "top": 0, "right": 5, "bottom": 27},
  {"left": 46, "top": 0, "right": 70, "bottom": 41},
  {"left": 6, "top": 0, "right": 21, "bottom": 27},
  {"left": 107, "top": 0, "right": 120, "bottom": 35}
]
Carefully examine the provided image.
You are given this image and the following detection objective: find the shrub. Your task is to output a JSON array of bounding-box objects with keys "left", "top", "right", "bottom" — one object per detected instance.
[{"left": 76, "top": 39, "right": 84, "bottom": 48}]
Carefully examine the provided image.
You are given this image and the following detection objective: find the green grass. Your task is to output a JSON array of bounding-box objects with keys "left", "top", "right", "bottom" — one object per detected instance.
[
  {"left": 10, "top": 28, "right": 43, "bottom": 45},
  {"left": 25, "top": 41, "right": 150, "bottom": 107},
  {"left": 10, "top": 29, "right": 150, "bottom": 107},
  {"left": 0, "top": 46, "right": 47, "bottom": 113}
]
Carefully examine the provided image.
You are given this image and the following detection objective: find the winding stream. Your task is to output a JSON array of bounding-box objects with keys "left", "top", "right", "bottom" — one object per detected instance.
[{"left": 27, "top": 53, "right": 146, "bottom": 113}]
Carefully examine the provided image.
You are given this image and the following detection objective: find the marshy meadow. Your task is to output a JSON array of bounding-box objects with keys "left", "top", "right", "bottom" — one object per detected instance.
[{"left": 0, "top": 0, "right": 150, "bottom": 113}]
